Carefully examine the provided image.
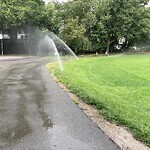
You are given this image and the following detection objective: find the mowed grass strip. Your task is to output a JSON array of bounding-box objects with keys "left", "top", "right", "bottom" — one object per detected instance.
[{"left": 47, "top": 54, "right": 150, "bottom": 146}]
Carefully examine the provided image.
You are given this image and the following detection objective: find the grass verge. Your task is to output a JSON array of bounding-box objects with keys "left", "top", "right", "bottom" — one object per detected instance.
[{"left": 46, "top": 54, "right": 150, "bottom": 146}]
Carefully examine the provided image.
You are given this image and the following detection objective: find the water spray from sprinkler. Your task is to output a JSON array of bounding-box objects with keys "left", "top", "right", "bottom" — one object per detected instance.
[{"left": 37, "top": 31, "right": 78, "bottom": 72}]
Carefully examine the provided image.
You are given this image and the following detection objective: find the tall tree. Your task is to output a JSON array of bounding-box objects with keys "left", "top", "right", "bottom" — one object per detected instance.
[
  {"left": 55, "top": 0, "right": 100, "bottom": 53},
  {"left": 59, "top": 17, "right": 89, "bottom": 53},
  {"left": 56, "top": 0, "right": 150, "bottom": 54},
  {"left": 99, "top": 0, "right": 150, "bottom": 54},
  {"left": 0, "top": 0, "right": 46, "bottom": 39}
]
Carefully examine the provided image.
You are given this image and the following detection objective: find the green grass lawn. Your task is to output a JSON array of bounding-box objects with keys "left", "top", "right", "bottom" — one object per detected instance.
[{"left": 47, "top": 54, "right": 150, "bottom": 146}]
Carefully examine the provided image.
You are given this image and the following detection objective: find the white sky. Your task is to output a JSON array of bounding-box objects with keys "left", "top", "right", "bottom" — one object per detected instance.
[
  {"left": 44, "top": 0, "right": 68, "bottom": 4},
  {"left": 44, "top": 0, "right": 150, "bottom": 5},
  {"left": 44, "top": 0, "right": 150, "bottom": 6}
]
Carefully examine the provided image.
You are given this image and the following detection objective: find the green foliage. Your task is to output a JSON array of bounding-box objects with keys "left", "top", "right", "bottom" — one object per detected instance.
[
  {"left": 0, "top": 0, "right": 150, "bottom": 53},
  {"left": 0, "top": 0, "right": 56, "bottom": 32},
  {"left": 91, "top": 0, "right": 150, "bottom": 53},
  {"left": 48, "top": 54, "right": 150, "bottom": 146},
  {"left": 0, "top": 0, "right": 60, "bottom": 44},
  {"left": 55, "top": 0, "right": 150, "bottom": 54},
  {"left": 0, "top": 0, "right": 27, "bottom": 29},
  {"left": 59, "top": 17, "right": 89, "bottom": 53},
  {"left": 55, "top": 0, "right": 101, "bottom": 53}
]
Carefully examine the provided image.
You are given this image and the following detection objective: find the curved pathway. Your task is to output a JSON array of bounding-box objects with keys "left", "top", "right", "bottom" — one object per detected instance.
[{"left": 0, "top": 57, "right": 120, "bottom": 150}]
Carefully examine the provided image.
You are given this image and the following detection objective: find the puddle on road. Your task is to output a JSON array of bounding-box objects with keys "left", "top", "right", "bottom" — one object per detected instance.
[
  {"left": 36, "top": 98, "right": 53, "bottom": 129},
  {"left": 42, "top": 112, "right": 53, "bottom": 129},
  {"left": 35, "top": 85, "right": 53, "bottom": 130},
  {"left": 1, "top": 119, "right": 32, "bottom": 143},
  {"left": 4, "top": 78, "right": 25, "bottom": 86},
  {"left": 0, "top": 62, "right": 53, "bottom": 146},
  {"left": 0, "top": 93, "right": 32, "bottom": 143}
]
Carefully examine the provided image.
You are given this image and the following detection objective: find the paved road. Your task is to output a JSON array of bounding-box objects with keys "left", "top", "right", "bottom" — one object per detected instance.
[{"left": 0, "top": 58, "right": 120, "bottom": 150}]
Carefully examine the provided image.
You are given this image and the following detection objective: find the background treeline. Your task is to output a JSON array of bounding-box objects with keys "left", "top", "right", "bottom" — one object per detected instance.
[{"left": 0, "top": 0, "right": 150, "bottom": 54}]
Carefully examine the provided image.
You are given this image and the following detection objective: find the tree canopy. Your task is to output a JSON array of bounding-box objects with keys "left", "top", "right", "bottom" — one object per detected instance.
[
  {"left": 0, "top": 0, "right": 45, "bottom": 29},
  {"left": 0, "top": 0, "right": 150, "bottom": 53},
  {"left": 55, "top": 0, "right": 150, "bottom": 54}
]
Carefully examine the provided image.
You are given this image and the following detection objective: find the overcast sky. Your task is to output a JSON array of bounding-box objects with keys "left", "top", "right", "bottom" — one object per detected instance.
[
  {"left": 44, "top": 0, "right": 150, "bottom": 6},
  {"left": 44, "top": 0, "right": 68, "bottom": 4}
]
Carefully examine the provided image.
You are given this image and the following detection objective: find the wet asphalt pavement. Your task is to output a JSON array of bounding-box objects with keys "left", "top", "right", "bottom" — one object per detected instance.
[{"left": 0, "top": 58, "right": 120, "bottom": 150}]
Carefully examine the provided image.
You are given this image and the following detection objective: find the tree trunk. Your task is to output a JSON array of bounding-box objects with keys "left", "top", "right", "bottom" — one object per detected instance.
[{"left": 9, "top": 28, "right": 18, "bottom": 41}]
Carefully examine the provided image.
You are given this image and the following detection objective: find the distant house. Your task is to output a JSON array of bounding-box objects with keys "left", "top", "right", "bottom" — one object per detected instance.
[{"left": 3, "top": 34, "right": 10, "bottom": 39}]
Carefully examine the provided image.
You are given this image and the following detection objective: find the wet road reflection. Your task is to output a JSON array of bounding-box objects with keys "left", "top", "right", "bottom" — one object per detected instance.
[
  {"left": 0, "top": 60, "right": 53, "bottom": 149},
  {"left": 0, "top": 58, "right": 120, "bottom": 150}
]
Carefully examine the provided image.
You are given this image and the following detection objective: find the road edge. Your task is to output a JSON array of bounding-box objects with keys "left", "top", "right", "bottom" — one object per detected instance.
[{"left": 46, "top": 65, "right": 150, "bottom": 150}]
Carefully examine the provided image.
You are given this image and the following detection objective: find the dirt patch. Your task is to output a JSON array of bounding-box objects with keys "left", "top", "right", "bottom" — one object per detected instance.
[{"left": 49, "top": 70, "right": 150, "bottom": 150}]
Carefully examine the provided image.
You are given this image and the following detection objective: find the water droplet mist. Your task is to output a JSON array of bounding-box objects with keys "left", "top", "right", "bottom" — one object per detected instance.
[{"left": 37, "top": 32, "right": 78, "bottom": 71}]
